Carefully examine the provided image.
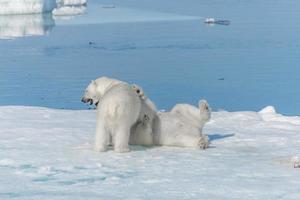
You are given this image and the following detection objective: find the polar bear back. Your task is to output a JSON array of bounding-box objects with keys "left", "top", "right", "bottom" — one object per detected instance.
[
  {"left": 153, "top": 112, "right": 202, "bottom": 147},
  {"left": 171, "top": 104, "right": 201, "bottom": 127},
  {"left": 97, "top": 83, "right": 142, "bottom": 128}
]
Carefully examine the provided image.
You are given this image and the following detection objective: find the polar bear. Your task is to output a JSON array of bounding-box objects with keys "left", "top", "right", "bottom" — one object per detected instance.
[
  {"left": 153, "top": 100, "right": 210, "bottom": 149},
  {"left": 81, "top": 77, "right": 157, "bottom": 152},
  {"left": 82, "top": 77, "right": 210, "bottom": 150}
]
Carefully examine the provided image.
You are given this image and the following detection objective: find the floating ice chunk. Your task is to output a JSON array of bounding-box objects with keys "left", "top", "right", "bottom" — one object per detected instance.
[
  {"left": 204, "top": 18, "right": 230, "bottom": 25},
  {"left": 0, "top": 14, "right": 54, "bottom": 39},
  {"left": 205, "top": 18, "right": 215, "bottom": 23},
  {"left": 0, "top": 0, "right": 57, "bottom": 15},
  {"left": 58, "top": 0, "right": 87, "bottom": 6},
  {"left": 101, "top": 4, "right": 115, "bottom": 9},
  {"left": 53, "top": 5, "right": 86, "bottom": 16}
]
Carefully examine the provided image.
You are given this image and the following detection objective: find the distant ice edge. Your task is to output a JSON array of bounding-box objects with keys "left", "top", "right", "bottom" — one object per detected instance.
[{"left": 0, "top": 0, "right": 87, "bottom": 15}]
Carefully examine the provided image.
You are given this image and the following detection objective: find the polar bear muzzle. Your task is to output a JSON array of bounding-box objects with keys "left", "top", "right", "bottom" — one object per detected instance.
[
  {"left": 81, "top": 97, "right": 100, "bottom": 106},
  {"left": 81, "top": 97, "right": 94, "bottom": 105}
]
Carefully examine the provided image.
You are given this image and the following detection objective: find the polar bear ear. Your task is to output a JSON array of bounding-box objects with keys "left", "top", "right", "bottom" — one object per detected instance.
[{"left": 91, "top": 80, "right": 97, "bottom": 86}]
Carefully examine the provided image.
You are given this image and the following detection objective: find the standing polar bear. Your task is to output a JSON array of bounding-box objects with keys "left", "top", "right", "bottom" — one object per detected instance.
[
  {"left": 81, "top": 77, "right": 157, "bottom": 152},
  {"left": 82, "top": 77, "right": 210, "bottom": 152}
]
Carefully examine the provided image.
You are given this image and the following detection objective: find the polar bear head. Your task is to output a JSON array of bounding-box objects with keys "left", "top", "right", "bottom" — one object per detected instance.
[
  {"left": 81, "top": 77, "right": 149, "bottom": 107},
  {"left": 81, "top": 76, "right": 123, "bottom": 106}
]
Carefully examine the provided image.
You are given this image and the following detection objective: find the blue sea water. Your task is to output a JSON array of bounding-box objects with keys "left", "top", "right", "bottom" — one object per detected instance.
[{"left": 0, "top": 0, "right": 300, "bottom": 115}]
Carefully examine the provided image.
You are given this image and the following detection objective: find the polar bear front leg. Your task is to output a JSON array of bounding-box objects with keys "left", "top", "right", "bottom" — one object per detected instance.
[
  {"left": 114, "top": 125, "right": 131, "bottom": 153},
  {"left": 94, "top": 121, "right": 109, "bottom": 152}
]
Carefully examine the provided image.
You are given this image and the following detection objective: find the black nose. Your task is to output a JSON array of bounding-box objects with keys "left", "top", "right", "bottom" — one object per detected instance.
[{"left": 81, "top": 98, "right": 90, "bottom": 104}]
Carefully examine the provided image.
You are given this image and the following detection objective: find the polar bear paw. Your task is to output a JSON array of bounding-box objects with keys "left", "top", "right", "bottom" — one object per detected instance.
[
  {"left": 197, "top": 135, "right": 209, "bottom": 149},
  {"left": 199, "top": 100, "right": 211, "bottom": 123},
  {"left": 114, "top": 146, "right": 130, "bottom": 153},
  {"left": 94, "top": 145, "right": 108, "bottom": 152}
]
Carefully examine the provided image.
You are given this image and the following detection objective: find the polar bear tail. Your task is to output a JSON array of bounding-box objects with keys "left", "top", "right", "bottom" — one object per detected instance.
[{"left": 198, "top": 99, "right": 211, "bottom": 124}]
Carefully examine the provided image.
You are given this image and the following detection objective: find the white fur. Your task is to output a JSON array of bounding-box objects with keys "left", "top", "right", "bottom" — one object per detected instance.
[
  {"left": 82, "top": 77, "right": 157, "bottom": 152},
  {"left": 95, "top": 83, "right": 142, "bottom": 152},
  {"left": 82, "top": 77, "right": 210, "bottom": 151},
  {"left": 152, "top": 100, "right": 210, "bottom": 149},
  {"left": 82, "top": 77, "right": 124, "bottom": 105},
  {"left": 130, "top": 96, "right": 158, "bottom": 146}
]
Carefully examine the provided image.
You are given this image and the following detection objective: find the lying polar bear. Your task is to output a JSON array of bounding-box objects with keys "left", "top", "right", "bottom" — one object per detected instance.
[
  {"left": 82, "top": 77, "right": 157, "bottom": 152},
  {"left": 82, "top": 77, "right": 210, "bottom": 151},
  {"left": 152, "top": 100, "right": 210, "bottom": 149}
]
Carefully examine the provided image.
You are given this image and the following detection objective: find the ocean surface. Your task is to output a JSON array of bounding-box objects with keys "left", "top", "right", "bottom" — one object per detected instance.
[{"left": 1, "top": 0, "right": 299, "bottom": 115}]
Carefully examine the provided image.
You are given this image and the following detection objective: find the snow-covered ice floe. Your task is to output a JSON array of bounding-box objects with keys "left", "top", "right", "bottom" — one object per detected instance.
[
  {"left": 0, "top": 105, "right": 299, "bottom": 199},
  {"left": 0, "top": 0, "right": 57, "bottom": 15},
  {"left": 52, "top": 5, "right": 86, "bottom": 16},
  {"left": 0, "top": 14, "right": 54, "bottom": 39}
]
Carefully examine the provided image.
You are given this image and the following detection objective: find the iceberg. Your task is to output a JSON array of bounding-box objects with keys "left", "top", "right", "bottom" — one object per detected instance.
[
  {"left": 0, "top": 14, "right": 55, "bottom": 39},
  {"left": 0, "top": 0, "right": 57, "bottom": 15}
]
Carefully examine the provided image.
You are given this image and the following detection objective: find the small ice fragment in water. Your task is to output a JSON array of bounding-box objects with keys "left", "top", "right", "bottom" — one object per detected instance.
[
  {"left": 59, "top": 0, "right": 87, "bottom": 6},
  {"left": 205, "top": 18, "right": 230, "bottom": 25},
  {"left": 205, "top": 18, "right": 215, "bottom": 23},
  {"left": 101, "top": 4, "right": 115, "bottom": 9},
  {"left": 52, "top": 6, "right": 86, "bottom": 16}
]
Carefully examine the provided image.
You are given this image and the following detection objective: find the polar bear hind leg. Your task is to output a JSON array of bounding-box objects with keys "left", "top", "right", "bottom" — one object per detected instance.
[
  {"left": 114, "top": 124, "right": 131, "bottom": 153},
  {"left": 94, "top": 120, "right": 109, "bottom": 152},
  {"left": 197, "top": 135, "right": 209, "bottom": 149}
]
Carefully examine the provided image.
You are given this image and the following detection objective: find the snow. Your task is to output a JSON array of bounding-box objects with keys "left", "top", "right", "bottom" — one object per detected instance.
[
  {"left": 0, "top": 105, "right": 299, "bottom": 199},
  {"left": 0, "top": 0, "right": 56, "bottom": 15}
]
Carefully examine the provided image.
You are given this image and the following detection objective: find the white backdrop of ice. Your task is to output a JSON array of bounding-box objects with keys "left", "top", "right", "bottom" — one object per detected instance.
[
  {"left": 0, "top": 105, "right": 299, "bottom": 199},
  {"left": 0, "top": 0, "right": 57, "bottom": 15},
  {"left": 0, "top": 14, "right": 54, "bottom": 39}
]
